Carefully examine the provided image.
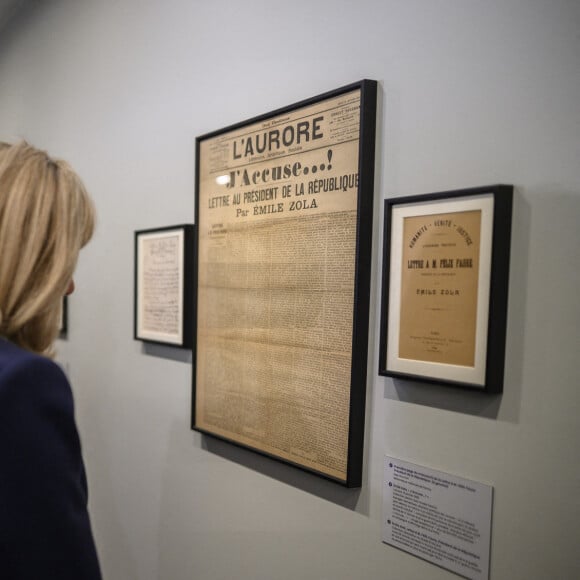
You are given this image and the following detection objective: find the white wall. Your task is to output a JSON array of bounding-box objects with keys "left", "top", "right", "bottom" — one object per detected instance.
[{"left": 1, "top": 1, "right": 579, "bottom": 579}]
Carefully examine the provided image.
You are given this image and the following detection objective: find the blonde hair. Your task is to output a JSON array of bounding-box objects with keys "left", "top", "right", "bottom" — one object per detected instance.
[{"left": 0, "top": 141, "right": 95, "bottom": 354}]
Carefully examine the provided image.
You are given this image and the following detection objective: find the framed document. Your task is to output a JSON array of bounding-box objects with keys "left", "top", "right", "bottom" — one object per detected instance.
[
  {"left": 379, "top": 185, "right": 513, "bottom": 393},
  {"left": 192, "top": 80, "right": 378, "bottom": 486},
  {"left": 134, "top": 225, "right": 194, "bottom": 348}
]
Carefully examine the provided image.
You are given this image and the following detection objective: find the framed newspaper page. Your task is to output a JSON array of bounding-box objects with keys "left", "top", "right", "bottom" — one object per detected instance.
[
  {"left": 192, "top": 80, "right": 377, "bottom": 486},
  {"left": 379, "top": 185, "right": 513, "bottom": 393},
  {"left": 134, "top": 225, "right": 194, "bottom": 348}
]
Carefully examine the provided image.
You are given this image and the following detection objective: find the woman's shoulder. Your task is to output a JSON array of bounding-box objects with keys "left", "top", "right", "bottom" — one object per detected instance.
[
  {"left": 0, "top": 337, "right": 42, "bottom": 361},
  {"left": 0, "top": 338, "right": 70, "bottom": 400},
  {"left": 0, "top": 337, "right": 60, "bottom": 366},
  {"left": 0, "top": 339, "right": 76, "bottom": 457}
]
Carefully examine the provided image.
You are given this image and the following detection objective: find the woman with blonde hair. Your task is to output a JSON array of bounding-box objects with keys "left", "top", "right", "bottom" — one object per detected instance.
[{"left": 0, "top": 141, "right": 102, "bottom": 579}]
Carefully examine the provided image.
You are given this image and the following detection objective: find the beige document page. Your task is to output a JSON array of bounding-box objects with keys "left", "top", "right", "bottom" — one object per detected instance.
[{"left": 399, "top": 210, "right": 482, "bottom": 367}]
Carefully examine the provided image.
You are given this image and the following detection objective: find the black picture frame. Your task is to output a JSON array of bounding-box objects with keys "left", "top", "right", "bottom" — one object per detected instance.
[
  {"left": 59, "top": 295, "right": 68, "bottom": 338},
  {"left": 379, "top": 185, "right": 513, "bottom": 393},
  {"left": 192, "top": 80, "right": 378, "bottom": 486},
  {"left": 134, "top": 224, "right": 194, "bottom": 348}
]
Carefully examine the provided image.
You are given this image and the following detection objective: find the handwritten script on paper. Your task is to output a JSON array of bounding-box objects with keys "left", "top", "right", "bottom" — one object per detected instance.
[{"left": 140, "top": 233, "right": 181, "bottom": 339}]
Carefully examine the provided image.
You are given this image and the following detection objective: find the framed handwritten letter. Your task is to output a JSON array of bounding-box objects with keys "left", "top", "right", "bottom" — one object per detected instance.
[
  {"left": 192, "top": 80, "right": 377, "bottom": 486},
  {"left": 134, "top": 225, "right": 194, "bottom": 348},
  {"left": 379, "top": 185, "right": 513, "bottom": 393}
]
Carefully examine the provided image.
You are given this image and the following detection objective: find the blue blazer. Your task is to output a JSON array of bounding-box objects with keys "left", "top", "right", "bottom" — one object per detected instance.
[{"left": 0, "top": 339, "right": 102, "bottom": 579}]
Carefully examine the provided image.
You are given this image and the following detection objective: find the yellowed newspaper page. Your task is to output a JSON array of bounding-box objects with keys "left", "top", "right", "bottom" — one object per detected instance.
[{"left": 196, "top": 90, "right": 362, "bottom": 480}]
